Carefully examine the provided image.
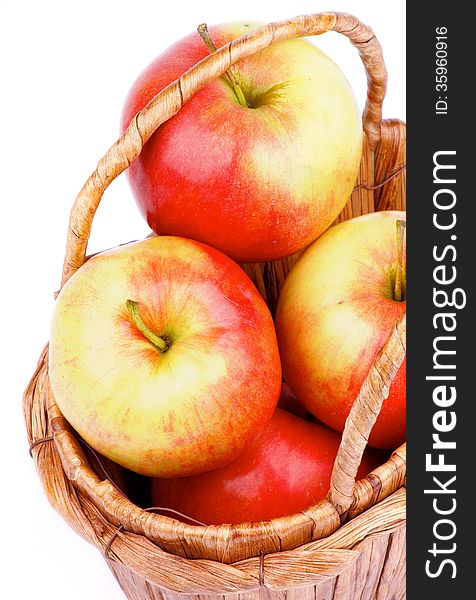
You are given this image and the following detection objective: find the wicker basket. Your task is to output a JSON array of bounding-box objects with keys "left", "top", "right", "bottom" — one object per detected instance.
[{"left": 23, "top": 11, "right": 406, "bottom": 600}]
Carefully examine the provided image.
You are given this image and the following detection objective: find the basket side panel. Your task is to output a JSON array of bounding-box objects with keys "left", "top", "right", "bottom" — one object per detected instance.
[
  {"left": 375, "top": 525, "right": 406, "bottom": 600},
  {"left": 374, "top": 119, "right": 406, "bottom": 212},
  {"left": 106, "top": 524, "right": 406, "bottom": 600},
  {"left": 108, "top": 560, "right": 166, "bottom": 599}
]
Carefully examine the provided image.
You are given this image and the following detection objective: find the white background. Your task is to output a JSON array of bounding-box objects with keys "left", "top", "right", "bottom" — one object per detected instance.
[{"left": 1, "top": 1, "right": 405, "bottom": 598}]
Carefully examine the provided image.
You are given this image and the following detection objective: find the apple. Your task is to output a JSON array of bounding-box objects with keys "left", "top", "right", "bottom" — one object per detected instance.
[
  {"left": 275, "top": 211, "right": 406, "bottom": 449},
  {"left": 121, "top": 22, "right": 362, "bottom": 263},
  {"left": 48, "top": 236, "right": 282, "bottom": 477},
  {"left": 151, "top": 408, "right": 384, "bottom": 525}
]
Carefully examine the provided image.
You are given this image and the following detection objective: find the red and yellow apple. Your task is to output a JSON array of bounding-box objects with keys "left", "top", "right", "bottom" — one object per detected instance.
[
  {"left": 121, "top": 22, "right": 362, "bottom": 262},
  {"left": 48, "top": 236, "right": 281, "bottom": 477},
  {"left": 275, "top": 211, "right": 406, "bottom": 449},
  {"left": 151, "top": 408, "right": 383, "bottom": 524}
]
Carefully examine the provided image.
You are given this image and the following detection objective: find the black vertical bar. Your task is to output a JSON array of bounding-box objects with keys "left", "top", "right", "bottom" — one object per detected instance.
[{"left": 407, "top": 3, "right": 473, "bottom": 598}]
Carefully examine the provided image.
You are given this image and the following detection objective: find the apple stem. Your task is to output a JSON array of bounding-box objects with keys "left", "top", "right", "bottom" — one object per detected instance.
[
  {"left": 394, "top": 220, "right": 406, "bottom": 302},
  {"left": 126, "top": 300, "right": 170, "bottom": 353},
  {"left": 197, "top": 23, "right": 249, "bottom": 108}
]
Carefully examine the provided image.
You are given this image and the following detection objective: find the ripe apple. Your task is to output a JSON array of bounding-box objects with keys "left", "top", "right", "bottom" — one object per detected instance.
[
  {"left": 121, "top": 22, "right": 362, "bottom": 262},
  {"left": 151, "top": 408, "right": 383, "bottom": 524},
  {"left": 48, "top": 236, "right": 282, "bottom": 477},
  {"left": 275, "top": 211, "right": 406, "bottom": 449}
]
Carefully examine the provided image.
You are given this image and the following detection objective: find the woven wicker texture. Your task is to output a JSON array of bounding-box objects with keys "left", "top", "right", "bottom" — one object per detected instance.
[{"left": 23, "top": 11, "right": 406, "bottom": 599}]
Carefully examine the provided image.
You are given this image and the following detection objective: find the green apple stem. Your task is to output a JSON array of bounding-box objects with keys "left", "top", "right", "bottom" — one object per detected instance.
[
  {"left": 394, "top": 220, "right": 406, "bottom": 302},
  {"left": 197, "top": 23, "right": 249, "bottom": 108},
  {"left": 126, "top": 300, "right": 170, "bottom": 353}
]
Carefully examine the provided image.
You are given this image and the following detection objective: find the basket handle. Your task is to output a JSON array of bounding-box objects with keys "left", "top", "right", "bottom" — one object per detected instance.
[
  {"left": 59, "top": 11, "right": 387, "bottom": 287},
  {"left": 328, "top": 313, "right": 406, "bottom": 515}
]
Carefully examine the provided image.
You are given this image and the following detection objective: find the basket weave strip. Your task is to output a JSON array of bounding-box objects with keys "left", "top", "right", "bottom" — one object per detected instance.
[
  {"left": 375, "top": 119, "right": 406, "bottom": 212},
  {"left": 328, "top": 314, "right": 406, "bottom": 514},
  {"left": 347, "top": 443, "right": 406, "bottom": 521}
]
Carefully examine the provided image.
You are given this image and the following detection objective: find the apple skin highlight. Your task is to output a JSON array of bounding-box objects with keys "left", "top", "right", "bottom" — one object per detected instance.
[{"left": 121, "top": 22, "right": 363, "bottom": 262}]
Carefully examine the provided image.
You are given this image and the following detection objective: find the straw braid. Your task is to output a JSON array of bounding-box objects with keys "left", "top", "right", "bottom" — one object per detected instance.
[{"left": 328, "top": 314, "right": 406, "bottom": 515}]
